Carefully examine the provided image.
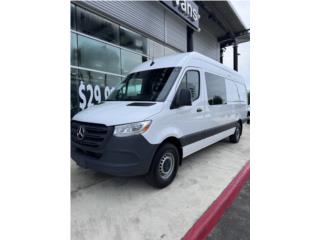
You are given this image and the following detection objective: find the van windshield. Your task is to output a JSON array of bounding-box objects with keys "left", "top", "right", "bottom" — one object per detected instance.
[{"left": 107, "top": 67, "right": 181, "bottom": 102}]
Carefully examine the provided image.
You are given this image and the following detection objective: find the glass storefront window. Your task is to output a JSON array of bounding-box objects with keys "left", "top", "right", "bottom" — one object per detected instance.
[
  {"left": 78, "top": 35, "right": 121, "bottom": 74},
  {"left": 71, "top": 4, "right": 76, "bottom": 30},
  {"left": 71, "top": 3, "right": 182, "bottom": 115},
  {"left": 148, "top": 39, "right": 165, "bottom": 58},
  {"left": 107, "top": 74, "right": 123, "bottom": 88},
  {"left": 71, "top": 68, "right": 79, "bottom": 116},
  {"left": 71, "top": 68, "right": 122, "bottom": 116},
  {"left": 80, "top": 70, "right": 106, "bottom": 87},
  {"left": 76, "top": 7, "right": 119, "bottom": 44},
  {"left": 71, "top": 33, "right": 78, "bottom": 66},
  {"left": 120, "top": 26, "right": 147, "bottom": 54},
  {"left": 121, "top": 50, "right": 147, "bottom": 75}
]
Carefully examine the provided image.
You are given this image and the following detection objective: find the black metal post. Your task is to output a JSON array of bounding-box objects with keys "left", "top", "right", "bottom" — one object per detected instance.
[
  {"left": 187, "top": 26, "right": 194, "bottom": 52},
  {"left": 233, "top": 42, "right": 238, "bottom": 71},
  {"left": 220, "top": 47, "right": 224, "bottom": 63}
]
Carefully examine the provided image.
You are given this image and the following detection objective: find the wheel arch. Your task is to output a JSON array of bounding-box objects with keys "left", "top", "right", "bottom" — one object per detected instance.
[{"left": 158, "top": 136, "right": 183, "bottom": 165}]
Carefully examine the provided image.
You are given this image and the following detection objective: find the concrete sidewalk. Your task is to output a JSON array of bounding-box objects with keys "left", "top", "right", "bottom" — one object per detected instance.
[{"left": 71, "top": 125, "right": 250, "bottom": 240}]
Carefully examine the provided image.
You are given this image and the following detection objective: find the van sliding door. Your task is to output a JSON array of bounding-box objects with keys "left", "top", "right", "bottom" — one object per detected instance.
[{"left": 203, "top": 72, "right": 229, "bottom": 130}]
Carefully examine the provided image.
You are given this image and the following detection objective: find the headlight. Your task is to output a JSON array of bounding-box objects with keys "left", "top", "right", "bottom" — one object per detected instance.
[{"left": 113, "top": 120, "right": 152, "bottom": 137}]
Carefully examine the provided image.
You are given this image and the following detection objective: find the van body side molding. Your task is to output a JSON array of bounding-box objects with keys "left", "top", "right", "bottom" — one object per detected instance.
[{"left": 180, "top": 121, "right": 238, "bottom": 146}]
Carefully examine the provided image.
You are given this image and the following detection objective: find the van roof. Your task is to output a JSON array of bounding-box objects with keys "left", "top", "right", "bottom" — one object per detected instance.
[{"left": 131, "top": 51, "right": 243, "bottom": 79}]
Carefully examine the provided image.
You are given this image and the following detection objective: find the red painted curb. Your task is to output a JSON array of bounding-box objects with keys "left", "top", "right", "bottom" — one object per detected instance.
[{"left": 182, "top": 160, "right": 250, "bottom": 240}]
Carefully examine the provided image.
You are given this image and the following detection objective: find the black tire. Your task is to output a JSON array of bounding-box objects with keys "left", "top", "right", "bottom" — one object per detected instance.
[
  {"left": 229, "top": 122, "right": 242, "bottom": 143},
  {"left": 146, "top": 143, "right": 179, "bottom": 189}
]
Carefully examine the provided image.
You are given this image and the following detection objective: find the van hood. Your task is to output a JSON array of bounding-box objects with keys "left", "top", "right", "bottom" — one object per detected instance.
[{"left": 72, "top": 101, "right": 164, "bottom": 126}]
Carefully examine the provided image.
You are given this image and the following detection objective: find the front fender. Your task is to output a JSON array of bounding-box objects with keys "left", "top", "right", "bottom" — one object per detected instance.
[{"left": 142, "top": 124, "right": 183, "bottom": 145}]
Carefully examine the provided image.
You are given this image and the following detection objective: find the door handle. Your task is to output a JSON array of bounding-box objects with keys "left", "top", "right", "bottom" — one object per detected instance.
[{"left": 197, "top": 108, "right": 203, "bottom": 112}]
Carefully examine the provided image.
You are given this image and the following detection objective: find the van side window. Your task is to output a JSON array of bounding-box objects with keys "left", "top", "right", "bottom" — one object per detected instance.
[
  {"left": 225, "top": 80, "right": 240, "bottom": 102},
  {"left": 178, "top": 70, "right": 200, "bottom": 101},
  {"left": 205, "top": 72, "right": 226, "bottom": 105},
  {"left": 235, "top": 83, "right": 248, "bottom": 103}
]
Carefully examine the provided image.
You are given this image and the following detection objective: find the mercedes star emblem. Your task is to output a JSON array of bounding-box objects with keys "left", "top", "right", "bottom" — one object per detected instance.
[{"left": 76, "top": 126, "right": 85, "bottom": 140}]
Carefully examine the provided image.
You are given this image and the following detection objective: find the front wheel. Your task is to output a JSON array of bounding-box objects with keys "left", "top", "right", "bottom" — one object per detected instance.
[
  {"left": 146, "top": 143, "right": 179, "bottom": 189},
  {"left": 229, "top": 122, "right": 242, "bottom": 143}
]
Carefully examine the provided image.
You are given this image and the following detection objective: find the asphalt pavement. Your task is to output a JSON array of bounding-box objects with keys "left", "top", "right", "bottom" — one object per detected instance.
[{"left": 207, "top": 179, "right": 250, "bottom": 240}]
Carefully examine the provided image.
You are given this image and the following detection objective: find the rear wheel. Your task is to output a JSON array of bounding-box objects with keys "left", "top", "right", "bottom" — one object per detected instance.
[
  {"left": 146, "top": 143, "right": 179, "bottom": 188},
  {"left": 229, "top": 122, "right": 242, "bottom": 143}
]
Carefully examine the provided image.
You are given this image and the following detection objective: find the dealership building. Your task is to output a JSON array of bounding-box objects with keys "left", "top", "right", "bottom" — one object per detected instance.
[{"left": 70, "top": 0, "right": 250, "bottom": 116}]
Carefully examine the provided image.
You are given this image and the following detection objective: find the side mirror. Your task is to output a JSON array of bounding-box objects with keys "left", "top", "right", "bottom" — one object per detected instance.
[{"left": 174, "top": 88, "right": 192, "bottom": 108}]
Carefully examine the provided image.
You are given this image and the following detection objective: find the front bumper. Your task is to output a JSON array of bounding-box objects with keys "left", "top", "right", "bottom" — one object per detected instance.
[{"left": 71, "top": 122, "right": 158, "bottom": 177}]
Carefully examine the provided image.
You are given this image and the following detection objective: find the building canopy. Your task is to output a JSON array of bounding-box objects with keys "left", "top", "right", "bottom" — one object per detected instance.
[{"left": 197, "top": 1, "right": 250, "bottom": 47}]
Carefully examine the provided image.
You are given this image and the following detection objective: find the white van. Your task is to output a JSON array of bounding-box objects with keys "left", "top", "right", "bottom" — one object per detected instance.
[{"left": 71, "top": 52, "right": 248, "bottom": 188}]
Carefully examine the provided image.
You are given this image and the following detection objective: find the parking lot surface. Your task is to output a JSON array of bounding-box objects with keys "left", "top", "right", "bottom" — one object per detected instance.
[{"left": 71, "top": 125, "right": 250, "bottom": 240}]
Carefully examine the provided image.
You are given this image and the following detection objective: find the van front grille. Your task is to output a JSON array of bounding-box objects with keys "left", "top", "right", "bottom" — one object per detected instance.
[{"left": 71, "top": 121, "right": 108, "bottom": 150}]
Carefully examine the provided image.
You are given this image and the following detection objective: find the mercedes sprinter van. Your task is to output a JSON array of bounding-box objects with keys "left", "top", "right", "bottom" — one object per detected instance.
[{"left": 71, "top": 52, "right": 248, "bottom": 188}]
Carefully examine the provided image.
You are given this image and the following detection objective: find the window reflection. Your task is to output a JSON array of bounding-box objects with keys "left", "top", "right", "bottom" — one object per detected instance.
[
  {"left": 71, "top": 4, "right": 76, "bottom": 30},
  {"left": 78, "top": 35, "right": 121, "bottom": 74},
  {"left": 121, "top": 50, "right": 147, "bottom": 75},
  {"left": 71, "top": 4, "right": 182, "bottom": 115},
  {"left": 205, "top": 73, "right": 227, "bottom": 105},
  {"left": 107, "top": 68, "right": 176, "bottom": 102},
  {"left": 235, "top": 83, "right": 247, "bottom": 103},
  {"left": 226, "top": 80, "right": 239, "bottom": 102},
  {"left": 71, "top": 33, "right": 78, "bottom": 66},
  {"left": 178, "top": 70, "right": 200, "bottom": 101},
  {"left": 76, "top": 7, "right": 119, "bottom": 44},
  {"left": 78, "top": 70, "right": 121, "bottom": 100},
  {"left": 148, "top": 39, "right": 165, "bottom": 58},
  {"left": 71, "top": 68, "right": 122, "bottom": 116},
  {"left": 120, "top": 27, "right": 147, "bottom": 54},
  {"left": 71, "top": 68, "right": 79, "bottom": 116}
]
